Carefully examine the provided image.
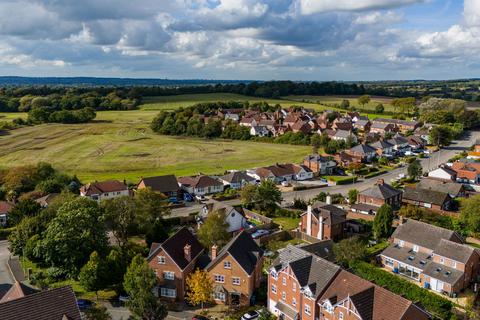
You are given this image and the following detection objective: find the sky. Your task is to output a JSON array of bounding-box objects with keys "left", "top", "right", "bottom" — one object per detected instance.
[{"left": 0, "top": 0, "right": 479, "bottom": 81}]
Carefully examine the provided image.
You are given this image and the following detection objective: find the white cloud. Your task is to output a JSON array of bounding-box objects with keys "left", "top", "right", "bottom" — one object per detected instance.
[{"left": 299, "top": 0, "right": 425, "bottom": 15}]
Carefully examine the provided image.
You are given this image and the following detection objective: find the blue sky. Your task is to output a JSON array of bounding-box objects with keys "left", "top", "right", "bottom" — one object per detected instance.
[{"left": 0, "top": 0, "right": 478, "bottom": 80}]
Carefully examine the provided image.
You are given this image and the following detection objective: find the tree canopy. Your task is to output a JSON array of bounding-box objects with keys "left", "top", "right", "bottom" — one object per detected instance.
[{"left": 373, "top": 204, "right": 393, "bottom": 240}]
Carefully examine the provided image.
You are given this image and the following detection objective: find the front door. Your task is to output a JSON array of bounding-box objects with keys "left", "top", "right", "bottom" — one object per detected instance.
[{"left": 231, "top": 293, "right": 240, "bottom": 305}]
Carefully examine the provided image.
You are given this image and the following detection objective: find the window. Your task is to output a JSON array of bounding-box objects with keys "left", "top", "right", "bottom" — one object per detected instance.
[
  {"left": 282, "top": 292, "right": 286, "bottom": 301},
  {"left": 326, "top": 304, "right": 333, "bottom": 314},
  {"left": 282, "top": 277, "right": 286, "bottom": 285},
  {"left": 214, "top": 292, "right": 226, "bottom": 301},
  {"left": 339, "top": 311, "right": 344, "bottom": 320},
  {"left": 413, "top": 245, "right": 419, "bottom": 252},
  {"left": 292, "top": 283, "right": 296, "bottom": 292},
  {"left": 304, "top": 304, "right": 311, "bottom": 315},
  {"left": 399, "top": 240, "right": 404, "bottom": 247},
  {"left": 214, "top": 274, "right": 225, "bottom": 283},
  {"left": 232, "top": 277, "right": 241, "bottom": 285},
  {"left": 224, "top": 261, "right": 231, "bottom": 269},
  {"left": 440, "top": 257, "right": 445, "bottom": 265},
  {"left": 292, "top": 298, "right": 296, "bottom": 307},
  {"left": 271, "top": 272, "right": 278, "bottom": 280},
  {"left": 385, "top": 258, "right": 394, "bottom": 267},
  {"left": 163, "top": 271, "right": 175, "bottom": 280},
  {"left": 452, "top": 261, "right": 457, "bottom": 268},
  {"left": 160, "top": 288, "right": 176, "bottom": 298},
  {"left": 271, "top": 284, "right": 277, "bottom": 294},
  {"left": 157, "top": 256, "right": 166, "bottom": 264}
]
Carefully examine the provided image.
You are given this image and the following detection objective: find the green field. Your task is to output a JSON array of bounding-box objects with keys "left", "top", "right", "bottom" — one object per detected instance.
[
  {"left": 0, "top": 92, "right": 393, "bottom": 182},
  {"left": 0, "top": 109, "right": 310, "bottom": 182}
]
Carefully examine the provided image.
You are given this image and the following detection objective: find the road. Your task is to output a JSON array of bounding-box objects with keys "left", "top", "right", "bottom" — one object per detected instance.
[
  {"left": 170, "top": 130, "right": 480, "bottom": 216},
  {"left": 0, "top": 240, "right": 14, "bottom": 286}
]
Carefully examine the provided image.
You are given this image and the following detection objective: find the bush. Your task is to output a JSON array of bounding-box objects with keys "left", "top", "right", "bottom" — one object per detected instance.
[
  {"left": 0, "top": 227, "right": 14, "bottom": 240},
  {"left": 364, "top": 170, "right": 387, "bottom": 179},
  {"left": 334, "top": 176, "right": 358, "bottom": 185},
  {"left": 350, "top": 261, "right": 453, "bottom": 319}
]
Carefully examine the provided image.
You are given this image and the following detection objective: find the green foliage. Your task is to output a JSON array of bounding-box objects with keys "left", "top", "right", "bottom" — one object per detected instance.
[
  {"left": 134, "top": 188, "right": 170, "bottom": 234},
  {"left": 256, "top": 180, "right": 283, "bottom": 215},
  {"left": 372, "top": 204, "right": 393, "bottom": 240},
  {"left": 348, "top": 189, "right": 358, "bottom": 204},
  {"left": 407, "top": 160, "right": 422, "bottom": 180},
  {"left": 374, "top": 103, "right": 384, "bottom": 114},
  {"left": 79, "top": 251, "right": 108, "bottom": 297},
  {"left": 7, "top": 199, "right": 41, "bottom": 226},
  {"left": 460, "top": 195, "right": 480, "bottom": 233},
  {"left": 357, "top": 95, "right": 371, "bottom": 107},
  {"left": 197, "top": 210, "right": 230, "bottom": 248},
  {"left": 102, "top": 196, "right": 137, "bottom": 249},
  {"left": 40, "top": 197, "right": 108, "bottom": 276},
  {"left": 333, "top": 236, "right": 366, "bottom": 267},
  {"left": 84, "top": 305, "right": 112, "bottom": 320},
  {"left": 350, "top": 261, "right": 453, "bottom": 319},
  {"left": 28, "top": 107, "right": 96, "bottom": 124},
  {"left": 429, "top": 126, "right": 453, "bottom": 146},
  {"left": 124, "top": 255, "right": 167, "bottom": 320}
]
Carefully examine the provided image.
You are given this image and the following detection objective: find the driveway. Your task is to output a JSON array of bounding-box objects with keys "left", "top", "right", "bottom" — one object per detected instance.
[{"left": 0, "top": 240, "right": 14, "bottom": 286}]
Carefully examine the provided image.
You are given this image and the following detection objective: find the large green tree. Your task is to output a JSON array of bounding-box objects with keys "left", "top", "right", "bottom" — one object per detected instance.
[
  {"left": 124, "top": 255, "right": 167, "bottom": 320},
  {"left": 460, "top": 195, "right": 480, "bottom": 233},
  {"left": 197, "top": 210, "right": 230, "bottom": 248},
  {"left": 429, "top": 126, "right": 452, "bottom": 147},
  {"left": 373, "top": 204, "right": 394, "bottom": 240},
  {"left": 357, "top": 95, "right": 371, "bottom": 108},
  {"left": 333, "top": 236, "right": 366, "bottom": 267},
  {"left": 102, "top": 196, "right": 137, "bottom": 249},
  {"left": 255, "top": 180, "right": 282, "bottom": 215},
  {"left": 348, "top": 189, "right": 358, "bottom": 205},
  {"left": 79, "top": 251, "right": 108, "bottom": 300},
  {"left": 40, "top": 197, "right": 108, "bottom": 276},
  {"left": 134, "top": 188, "right": 170, "bottom": 234},
  {"left": 407, "top": 160, "right": 423, "bottom": 180}
]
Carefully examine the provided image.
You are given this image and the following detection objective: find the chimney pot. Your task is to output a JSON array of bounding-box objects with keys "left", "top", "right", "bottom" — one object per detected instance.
[
  {"left": 184, "top": 244, "right": 192, "bottom": 262},
  {"left": 326, "top": 195, "right": 332, "bottom": 205},
  {"left": 376, "top": 179, "right": 385, "bottom": 185},
  {"left": 211, "top": 245, "right": 218, "bottom": 260}
]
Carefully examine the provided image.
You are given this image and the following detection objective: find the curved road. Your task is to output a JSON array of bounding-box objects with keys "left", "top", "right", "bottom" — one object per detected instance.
[{"left": 0, "top": 240, "right": 14, "bottom": 285}]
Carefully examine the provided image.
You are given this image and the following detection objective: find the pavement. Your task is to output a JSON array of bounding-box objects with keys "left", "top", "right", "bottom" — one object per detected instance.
[{"left": 169, "top": 130, "right": 480, "bottom": 217}]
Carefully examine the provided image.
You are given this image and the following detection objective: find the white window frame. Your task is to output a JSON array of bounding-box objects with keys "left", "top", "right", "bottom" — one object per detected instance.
[
  {"left": 282, "top": 292, "right": 286, "bottom": 301},
  {"left": 163, "top": 271, "right": 175, "bottom": 280},
  {"left": 282, "top": 277, "right": 286, "bottom": 286},
  {"left": 271, "top": 284, "right": 277, "bottom": 294},
  {"left": 452, "top": 261, "right": 457, "bottom": 268},
  {"left": 160, "top": 288, "right": 176, "bottom": 298},
  {"left": 292, "top": 298, "right": 296, "bottom": 307},
  {"left": 214, "top": 274, "right": 225, "bottom": 283},
  {"left": 157, "top": 256, "right": 166, "bottom": 264},
  {"left": 224, "top": 261, "right": 231, "bottom": 269},
  {"left": 399, "top": 240, "right": 405, "bottom": 247},
  {"left": 232, "top": 277, "right": 241, "bottom": 285},
  {"left": 292, "top": 282, "right": 296, "bottom": 292},
  {"left": 440, "top": 257, "right": 445, "bottom": 265},
  {"left": 213, "top": 292, "right": 226, "bottom": 301},
  {"left": 413, "top": 245, "right": 419, "bottom": 252},
  {"left": 339, "top": 311, "right": 344, "bottom": 320},
  {"left": 304, "top": 304, "right": 311, "bottom": 315}
]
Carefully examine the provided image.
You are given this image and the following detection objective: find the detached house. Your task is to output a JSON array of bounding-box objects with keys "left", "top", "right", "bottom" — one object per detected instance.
[
  {"left": 370, "top": 121, "right": 398, "bottom": 135},
  {"left": 402, "top": 186, "right": 453, "bottom": 211},
  {"left": 220, "top": 171, "right": 256, "bottom": 189},
  {"left": 451, "top": 161, "right": 480, "bottom": 184},
  {"left": 147, "top": 227, "right": 204, "bottom": 301},
  {"left": 205, "top": 231, "right": 264, "bottom": 306},
  {"left": 427, "top": 166, "right": 457, "bottom": 182},
  {"left": 250, "top": 164, "right": 313, "bottom": 183},
  {"left": 199, "top": 201, "right": 247, "bottom": 232},
  {"left": 303, "top": 154, "right": 337, "bottom": 175},
  {"left": 353, "top": 119, "right": 371, "bottom": 132},
  {"left": 346, "top": 144, "right": 377, "bottom": 163},
  {"left": 137, "top": 175, "right": 180, "bottom": 199},
  {"left": 356, "top": 179, "right": 403, "bottom": 210},
  {"left": 80, "top": 180, "right": 129, "bottom": 202},
  {"left": 417, "top": 178, "right": 465, "bottom": 198},
  {"left": 380, "top": 219, "right": 480, "bottom": 296},
  {"left": 331, "top": 130, "right": 357, "bottom": 143},
  {"left": 178, "top": 175, "right": 224, "bottom": 195},
  {"left": 299, "top": 202, "right": 347, "bottom": 241},
  {"left": 370, "top": 140, "right": 394, "bottom": 156},
  {"left": 388, "top": 135, "right": 410, "bottom": 151}
]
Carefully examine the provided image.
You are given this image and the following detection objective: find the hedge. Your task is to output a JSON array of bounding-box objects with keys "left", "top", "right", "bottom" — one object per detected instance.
[
  {"left": 0, "top": 227, "right": 14, "bottom": 240},
  {"left": 350, "top": 261, "right": 453, "bottom": 319},
  {"left": 334, "top": 176, "right": 358, "bottom": 185},
  {"left": 364, "top": 170, "right": 387, "bottom": 179}
]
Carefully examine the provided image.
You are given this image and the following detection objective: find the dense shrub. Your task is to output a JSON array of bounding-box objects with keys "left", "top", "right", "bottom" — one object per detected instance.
[{"left": 350, "top": 261, "right": 453, "bottom": 319}]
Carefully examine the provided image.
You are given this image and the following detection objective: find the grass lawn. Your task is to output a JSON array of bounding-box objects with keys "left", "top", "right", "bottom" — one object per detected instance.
[
  {"left": 273, "top": 216, "right": 300, "bottom": 230},
  {"left": 284, "top": 94, "right": 395, "bottom": 113},
  {"left": 0, "top": 109, "right": 310, "bottom": 182}
]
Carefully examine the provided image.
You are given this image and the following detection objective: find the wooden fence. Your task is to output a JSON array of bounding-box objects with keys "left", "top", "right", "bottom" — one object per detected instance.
[{"left": 243, "top": 209, "right": 273, "bottom": 224}]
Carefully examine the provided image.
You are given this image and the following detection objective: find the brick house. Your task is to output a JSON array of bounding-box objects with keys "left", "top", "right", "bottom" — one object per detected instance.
[
  {"left": 370, "top": 122, "right": 398, "bottom": 135},
  {"left": 268, "top": 246, "right": 431, "bottom": 320},
  {"left": 356, "top": 179, "right": 403, "bottom": 210},
  {"left": 379, "top": 219, "right": 480, "bottom": 296},
  {"left": 451, "top": 161, "right": 480, "bottom": 184},
  {"left": 416, "top": 178, "right": 465, "bottom": 198},
  {"left": 402, "top": 186, "right": 453, "bottom": 211},
  {"left": 345, "top": 144, "right": 377, "bottom": 163},
  {"left": 303, "top": 154, "right": 337, "bottom": 175},
  {"left": 137, "top": 175, "right": 180, "bottom": 199},
  {"left": 147, "top": 227, "right": 204, "bottom": 301},
  {"left": 80, "top": 180, "right": 129, "bottom": 202},
  {"left": 205, "top": 231, "right": 264, "bottom": 306},
  {"left": 369, "top": 140, "right": 394, "bottom": 156},
  {"left": 374, "top": 118, "right": 421, "bottom": 132},
  {"left": 299, "top": 202, "right": 347, "bottom": 241}
]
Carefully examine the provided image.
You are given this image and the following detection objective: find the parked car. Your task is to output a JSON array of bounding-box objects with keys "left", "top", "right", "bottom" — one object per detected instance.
[
  {"left": 183, "top": 193, "right": 194, "bottom": 202},
  {"left": 251, "top": 229, "right": 269, "bottom": 239},
  {"left": 246, "top": 221, "right": 257, "bottom": 229},
  {"left": 77, "top": 299, "right": 94, "bottom": 310},
  {"left": 195, "top": 194, "right": 206, "bottom": 202},
  {"left": 241, "top": 310, "right": 261, "bottom": 320},
  {"left": 192, "top": 315, "right": 210, "bottom": 320},
  {"left": 281, "top": 181, "right": 289, "bottom": 187}
]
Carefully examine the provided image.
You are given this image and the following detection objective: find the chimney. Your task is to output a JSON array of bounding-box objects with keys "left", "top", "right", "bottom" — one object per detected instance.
[
  {"left": 326, "top": 195, "right": 332, "bottom": 205},
  {"left": 184, "top": 244, "right": 192, "bottom": 262},
  {"left": 376, "top": 179, "right": 385, "bottom": 186},
  {"left": 399, "top": 216, "right": 406, "bottom": 225},
  {"left": 211, "top": 245, "right": 218, "bottom": 260},
  {"left": 317, "top": 215, "right": 324, "bottom": 240},
  {"left": 306, "top": 205, "right": 312, "bottom": 236}
]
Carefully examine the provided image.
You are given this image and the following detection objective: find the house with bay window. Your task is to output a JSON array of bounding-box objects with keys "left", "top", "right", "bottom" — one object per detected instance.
[
  {"left": 380, "top": 219, "right": 480, "bottom": 296},
  {"left": 147, "top": 227, "right": 204, "bottom": 301}
]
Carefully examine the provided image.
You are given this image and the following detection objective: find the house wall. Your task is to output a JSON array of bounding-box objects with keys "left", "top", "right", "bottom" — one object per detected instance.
[
  {"left": 225, "top": 209, "right": 247, "bottom": 232},
  {"left": 193, "top": 185, "right": 223, "bottom": 195},
  {"left": 137, "top": 181, "right": 178, "bottom": 197},
  {"left": 268, "top": 267, "right": 301, "bottom": 319},
  {"left": 402, "top": 199, "right": 445, "bottom": 211},
  {"left": 300, "top": 214, "right": 344, "bottom": 241},
  {"left": 358, "top": 193, "right": 402, "bottom": 209},
  {"left": 208, "top": 252, "right": 261, "bottom": 306},
  {"left": 320, "top": 302, "right": 362, "bottom": 320}
]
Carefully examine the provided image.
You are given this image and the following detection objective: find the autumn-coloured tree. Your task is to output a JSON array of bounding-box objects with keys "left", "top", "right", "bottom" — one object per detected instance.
[{"left": 186, "top": 269, "right": 213, "bottom": 309}]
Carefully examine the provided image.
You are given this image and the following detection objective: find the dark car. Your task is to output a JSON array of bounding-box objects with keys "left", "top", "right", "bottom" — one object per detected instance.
[
  {"left": 192, "top": 315, "right": 210, "bottom": 320},
  {"left": 76, "top": 299, "right": 94, "bottom": 310}
]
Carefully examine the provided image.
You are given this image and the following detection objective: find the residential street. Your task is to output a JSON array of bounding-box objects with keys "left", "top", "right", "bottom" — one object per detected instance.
[
  {"left": 0, "top": 240, "right": 14, "bottom": 286},
  {"left": 169, "top": 130, "right": 480, "bottom": 217}
]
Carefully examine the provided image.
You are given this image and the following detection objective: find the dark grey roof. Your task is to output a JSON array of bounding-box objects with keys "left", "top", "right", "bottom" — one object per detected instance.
[
  {"left": 138, "top": 175, "right": 179, "bottom": 193},
  {"left": 349, "top": 144, "right": 376, "bottom": 155},
  {"left": 304, "top": 154, "right": 331, "bottom": 163},
  {"left": 381, "top": 244, "right": 431, "bottom": 271},
  {"left": 369, "top": 140, "right": 393, "bottom": 150},
  {"left": 359, "top": 182, "right": 402, "bottom": 200},
  {"left": 289, "top": 255, "right": 340, "bottom": 298},
  {"left": 434, "top": 239, "right": 476, "bottom": 264},
  {"left": 422, "top": 262, "right": 464, "bottom": 285},
  {"left": 417, "top": 179, "right": 464, "bottom": 196},
  {"left": 391, "top": 219, "right": 462, "bottom": 250},
  {"left": 0, "top": 286, "right": 81, "bottom": 320},
  {"left": 274, "top": 244, "right": 312, "bottom": 270},
  {"left": 403, "top": 186, "right": 451, "bottom": 206},
  {"left": 387, "top": 135, "right": 409, "bottom": 146},
  {"left": 206, "top": 231, "right": 263, "bottom": 275},
  {"left": 355, "top": 119, "right": 370, "bottom": 127},
  {"left": 297, "top": 240, "right": 335, "bottom": 262},
  {"left": 147, "top": 227, "right": 204, "bottom": 270},
  {"left": 221, "top": 171, "right": 255, "bottom": 184},
  {"left": 308, "top": 203, "right": 347, "bottom": 226},
  {"left": 334, "top": 130, "right": 353, "bottom": 138}
]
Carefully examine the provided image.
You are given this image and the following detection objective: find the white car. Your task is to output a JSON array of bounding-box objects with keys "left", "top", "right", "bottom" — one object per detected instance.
[
  {"left": 195, "top": 195, "right": 206, "bottom": 202},
  {"left": 241, "top": 311, "right": 260, "bottom": 320},
  {"left": 281, "top": 181, "right": 289, "bottom": 187}
]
